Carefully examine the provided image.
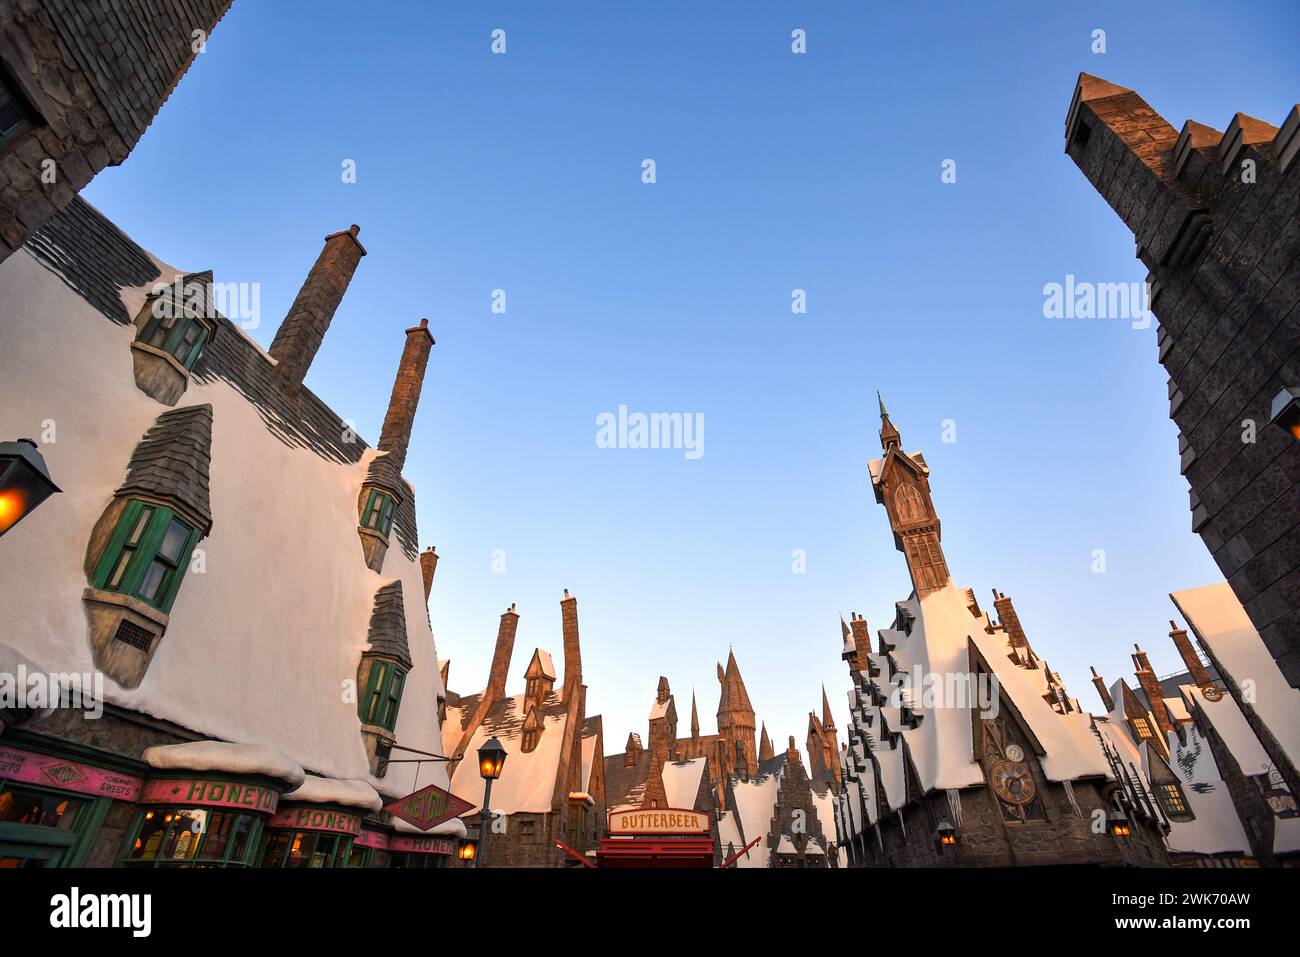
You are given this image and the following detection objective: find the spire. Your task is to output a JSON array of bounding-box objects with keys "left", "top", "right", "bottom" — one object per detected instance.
[
  {"left": 878, "top": 391, "right": 901, "bottom": 450},
  {"left": 690, "top": 690, "right": 700, "bottom": 738},
  {"left": 718, "top": 650, "right": 755, "bottom": 717},
  {"left": 840, "top": 615, "right": 851, "bottom": 640},
  {"left": 759, "top": 722, "right": 773, "bottom": 762},
  {"left": 821, "top": 685, "right": 835, "bottom": 731}
]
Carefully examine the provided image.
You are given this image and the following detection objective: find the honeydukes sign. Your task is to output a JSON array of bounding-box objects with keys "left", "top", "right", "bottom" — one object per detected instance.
[
  {"left": 385, "top": 782, "right": 473, "bottom": 831},
  {"left": 609, "top": 807, "right": 711, "bottom": 836}
]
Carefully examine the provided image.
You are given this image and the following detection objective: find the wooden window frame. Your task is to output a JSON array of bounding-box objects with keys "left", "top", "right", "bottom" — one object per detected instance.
[
  {"left": 138, "top": 308, "right": 212, "bottom": 371},
  {"left": 360, "top": 659, "right": 407, "bottom": 733},
  {"left": 361, "top": 490, "right": 395, "bottom": 536},
  {"left": 118, "top": 805, "right": 264, "bottom": 868},
  {"left": 0, "top": 71, "right": 33, "bottom": 148},
  {"left": 91, "top": 500, "right": 200, "bottom": 613}
]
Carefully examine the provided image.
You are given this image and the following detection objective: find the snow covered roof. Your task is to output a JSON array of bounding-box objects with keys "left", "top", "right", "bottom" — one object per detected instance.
[
  {"left": 776, "top": 834, "right": 797, "bottom": 854},
  {"left": 143, "top": 741, "right": 305, "bottom": 788},
  {"left": 1172, "top": 583, "right": 1300, "bottom": 773},
  {"left": 662, "top": 757, "right": 707, "bottom": 809},
  {"left": 1, "top": 200, "right": 451, "bottom": 797},
  {"left": 648, "top": 696, "right": 673, "bottom": 720},
  {"left": 286, "top": 776, "right": 383, "bottom": 812},
  {"left": 442, "top": 691, "right": 571, "bottom": 814},
  {"left": 726, "top": 769, "right": 780, "bottom": 868}
]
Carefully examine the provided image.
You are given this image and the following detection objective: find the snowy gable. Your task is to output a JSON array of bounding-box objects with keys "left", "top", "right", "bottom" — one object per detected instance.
[
  {"left": 1173, "top": 582, "right": 1300, "bottom": 773},
  {"left": 661, "top": 757, "right": 707, "bottom": 809},
  {"left": 445, "top": 693, "right": 570, "bottom": 814}
]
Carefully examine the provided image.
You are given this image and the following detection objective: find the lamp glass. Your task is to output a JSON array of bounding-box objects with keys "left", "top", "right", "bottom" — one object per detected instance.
[{"left": 0, "top": 447, "right": 59, "bottom": 538}]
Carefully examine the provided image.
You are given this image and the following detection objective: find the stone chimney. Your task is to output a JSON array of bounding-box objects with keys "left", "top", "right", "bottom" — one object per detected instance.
[
  {"left": 485, "top": 604, "right": 519, "bottom": 705},
  {"left": 1168, "top": 619, "right": 1212, "bottom": 687},
  {"left": 377, "top": 318, "right": 435, "bottom": 473},
  {"left": 269, "top": 225, "right": 366, "bottom": 386},
  {"left": 560, "top": 589, "right": 582, "bottom": 704},
  {"left": 1131, "top": 643, "right": 1176, "bottom": 746},
  {"left": 1090, "top": 666, "right": 1114, "bottom": 712},
  {"left": 419, "top": 546, "right": 439, "bottom": 601}
]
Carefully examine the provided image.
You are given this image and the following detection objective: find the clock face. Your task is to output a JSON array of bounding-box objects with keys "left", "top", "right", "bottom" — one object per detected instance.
[
  {"left": 1004, "top": 744, "right": 1025, "bottom": 762},
  {"left": 991, "top": 759, "right": 1036, "bottom": 806},
  {"left": 1202, "top": 685, "right": 1223, "bottom": 702}
]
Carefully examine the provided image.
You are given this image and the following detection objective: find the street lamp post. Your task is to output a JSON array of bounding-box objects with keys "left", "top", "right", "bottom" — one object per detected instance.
[
  {"left": 475, "top": 737, "right": 506, "bottom": 869},
  {"left": 0, "top": 439, "right": 60, "bottom": 539}
]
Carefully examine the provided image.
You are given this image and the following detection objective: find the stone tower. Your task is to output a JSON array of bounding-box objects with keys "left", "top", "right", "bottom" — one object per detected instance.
[
  {"left": 716, "top": 650, "right": 757, "bottom": 777},
  {"left": 871, "top": 396, "right": 951, "bottom": 599},
  {"left": 1063, "top": 73, "right": 1300, "bottom": 687}
]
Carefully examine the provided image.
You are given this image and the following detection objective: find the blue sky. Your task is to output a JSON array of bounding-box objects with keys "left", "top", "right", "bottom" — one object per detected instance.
[{"left": 84, "top": 2, "right": 1299, "bottom": 756}]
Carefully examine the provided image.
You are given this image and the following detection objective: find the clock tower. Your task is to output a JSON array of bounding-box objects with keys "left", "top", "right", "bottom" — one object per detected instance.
[{"left": 870, "top": 396, "right": 951, "bottom": 599}]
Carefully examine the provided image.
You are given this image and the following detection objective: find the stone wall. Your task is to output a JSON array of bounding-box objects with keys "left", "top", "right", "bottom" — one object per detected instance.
[
  {"left": 1064, "top": 75, "right": 1300, "bottom": 686},
  {"left": 0, "top": 0, "right": 231, "bottom": 262}
]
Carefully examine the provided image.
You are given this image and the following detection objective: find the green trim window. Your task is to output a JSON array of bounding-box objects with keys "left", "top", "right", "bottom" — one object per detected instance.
[
  {"left": 137, "top": 305, "right": 212, "bottom": 371},
  {"left": 0, "top": 75, "right": 33, "bottom": 148},
  {"left": 360, "top": 489, "right": 395, "bottom": 537},
  {"left": 0, "top": 781, "right": 110, "bottom": 868},
  {"left": 347, "top": 844, "right": 373, "bottom": 868},
  {"left": 121, "top": 806, "right": 264, "bottom": 868},
  {"left": 91, "top": 500, "right": 200, "bottom": 613},
  {"left": 360, "top": 659, "right": 406, "bottom": 732},
  {"left": 262, "top": 829, "right": 353, "bottom": 868},
  {"left": 391, "top": 851, "right": 449, "bottom": 869}
]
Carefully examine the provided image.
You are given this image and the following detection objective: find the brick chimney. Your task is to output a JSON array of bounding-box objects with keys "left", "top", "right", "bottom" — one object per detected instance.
[
  {"left": 269, "top": 225, "right": 366, "bottom": 386},
  {"left": 377, "top": 318, "right": 435, "bottom": 473},
  {"left": 560, "top": 589, "right": 582, "bottom": 704},
  {"left": 1090, "top": 666, "right": 1114, "bottom": 712},
  {"left": 848, "top": 613, "right": 872, "bottom": 669},
  {"left": 992, "top": 590, "right": 1028, "bottom": 649},
  {"left": 1131, "top": 643, "right": 1176, "bottom": 746},
  {"left": 485, "top": 604, "right": 519, "bottom": 705},
  {"left": 1168, "top": 619, "right": 1212, "bottom": 687},
  {"left": 419, "top": 546, "right": 439, "bottom": 601}
]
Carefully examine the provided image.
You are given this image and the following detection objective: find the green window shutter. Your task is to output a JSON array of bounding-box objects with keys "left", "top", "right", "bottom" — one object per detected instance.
[
  {"left": 379, "top": 496, "right": 395, "bottom": 536},
  {"left": 91, "top": 500, "right": 198, "bottom": 612},
  {"left": 381, "top": 668, "right": 405, "bottom": 731},
  {"left": 360, "top": 660, "right": 388, "bottom": 725}
]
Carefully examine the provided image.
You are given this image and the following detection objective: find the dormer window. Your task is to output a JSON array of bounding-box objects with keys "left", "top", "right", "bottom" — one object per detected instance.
[
  {"left": 361, "top": 489, "right": 395, "bottom": 537},
  {"left": 1130, "top": 717, "right": 1153, "bottom": 740},
  {"left": 129, "top": 273, "right": 217, "bottom": 405},
  {"left": 521, "top": 708, "right": 543, "bottom": 754},
  {"left": 360, "top": 659, "right": 406, "bottom": 733},
  {"left": 92, "top": 501, "right": 199, "bottom": 612}
]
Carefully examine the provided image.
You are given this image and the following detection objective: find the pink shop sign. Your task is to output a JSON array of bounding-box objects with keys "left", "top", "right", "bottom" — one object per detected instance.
[
  {"left": 269, "top": 804, "right": 362, "bottom": 836},
  {"left": 0, "top": 745, "right": 142, "bottom": 802},
  {"left": 141, "top": 777, "right": 280, "bottom": 814},
  {"left": 390, "top": 835, "right": 455, "bottom": 855},
  {"left": 355, "top": 829, "right": 390, "bottom": 850}
]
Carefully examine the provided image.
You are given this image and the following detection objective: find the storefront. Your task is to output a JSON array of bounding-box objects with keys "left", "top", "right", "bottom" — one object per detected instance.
[
  {"left": 389, "top": 833, "right": 455, "bottom": 868},
  {"left": 596, "top": 807, "right": 715, "bottom": 868},
  {"left": 0, "top": 736, "right": 143, "bottom": 868},
  {"left": 261, "top": 802, "right": 363, "bottom": 868},
  {"left": 119, "top": 775, "right": 282, "bottom": 868}
]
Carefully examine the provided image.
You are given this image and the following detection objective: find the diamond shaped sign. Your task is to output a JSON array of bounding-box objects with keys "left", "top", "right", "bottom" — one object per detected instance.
[{"left": 385, "top": 782, "right": 473, "bottom": 832}]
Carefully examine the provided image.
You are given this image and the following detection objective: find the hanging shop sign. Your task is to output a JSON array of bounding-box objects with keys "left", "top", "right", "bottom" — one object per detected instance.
[
  {"left": 608, "top": 807, "right": 711, "bottom": 836},
  {"left": 268, "top": 804, "right": 363, "bottom": 836},
  {"left": 141, "top": 777, "right": 279, "bottom": 814},
  {"left": 384, "top": 782, "right": 473, "bottom": 832},
  {"left": 0, "top": 745, "right": 142, "bottom": 801}
]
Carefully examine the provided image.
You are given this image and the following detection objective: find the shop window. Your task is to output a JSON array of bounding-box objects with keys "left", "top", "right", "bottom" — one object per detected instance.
[
  {"left": 90, "top": 500, "right": 199, "bottom": 613},
  {"left": 121, "top": 806, "right": 262, "bottom": 868},
  {"left": 391, "top": 852, "right": 449, "bottom": 868},
  {"left": 0, "top": 784, "right": 85, "bottom": 831},
  {"left": 262, "top": 829, "right": 353, "bottom": 869},
  {"left": 347, "top": 844, "right": 373, "bottom": 868},
  {"left": 360, "top": 489, "right": 395, "bottom": 537},
  {"left": 0, "top": 73, "right": 33, "bottom": 148},
  {"left": 360, "top": 659, "right": 406, "bottom": 732}
]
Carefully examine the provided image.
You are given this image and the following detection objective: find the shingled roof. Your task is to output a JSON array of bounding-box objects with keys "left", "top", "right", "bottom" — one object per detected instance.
[
  {"left": 365, "top": 581, "right": 413, "bottom": 670},
  {"left": 116, "top": 404, "right": 215, "bottom": 534}
]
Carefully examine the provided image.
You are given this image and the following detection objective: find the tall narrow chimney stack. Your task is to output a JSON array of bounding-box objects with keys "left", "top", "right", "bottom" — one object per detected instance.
[
  {"left": 1168, "top": 619, "right": 1212, "bottom": 687},
  {"left": 1090, "top": 666, "right": 1115, "bottom": 712},
  {"left": 560, "top": 589, "right": 582, "bottom": 705},
  {"left": 420, "top": 546, "right": 439, "bottom": 601},
  {"left": 269, "top": 225, "right": 366, "bottom": 386},
  {"left": 377, "top": 318, "right": 435, "bottom": 473},
  {"left": 485, "top": 604, "right": 519, "bottom": 705}
]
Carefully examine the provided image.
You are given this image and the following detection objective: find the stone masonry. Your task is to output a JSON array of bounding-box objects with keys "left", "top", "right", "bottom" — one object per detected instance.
[
  {"left": 1065, "top": 74, "right": 1300, "bottom": 686},
  {"left": 0, "top": 0, "right": 232, "bottom": 262}
]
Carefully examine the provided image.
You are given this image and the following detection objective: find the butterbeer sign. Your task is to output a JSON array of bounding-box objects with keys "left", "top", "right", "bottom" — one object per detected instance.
[
  {"left": 385, "top": 782, "right": 473, "bottom": 832},
  {"left": 609, "top": 807, "right": 710, "bottom": 836}
]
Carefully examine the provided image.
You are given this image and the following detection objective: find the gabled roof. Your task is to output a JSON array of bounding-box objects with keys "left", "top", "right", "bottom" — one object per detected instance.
[
  {"left": 718, "top": 650, "right": 754, "bottom": 716},
  {"left": 526, "top": 648, "right": 556, "bottom": 681}
]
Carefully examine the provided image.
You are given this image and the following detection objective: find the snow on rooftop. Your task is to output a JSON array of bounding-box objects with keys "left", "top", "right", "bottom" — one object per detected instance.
[
  {"left": 142, "top": 741, "right": 305, "bottom": 788},
  {"left": 444, "top": 693, "right": 570, "bottom": 814},
  {"left": 661, "top": 757, "right": 707, "bottom": 809},
  {"left": 1173, "top": 582, "right": 1300, "bottom": 773},
  {"left": 286, "top": 775, "right": 383, "bottom": 811},
  {"left": 1186, "top": 685, "right": 1272, "bottom": 777},
  {"left": 727, "top": 769, "right": 780, "bottom": 868}
]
